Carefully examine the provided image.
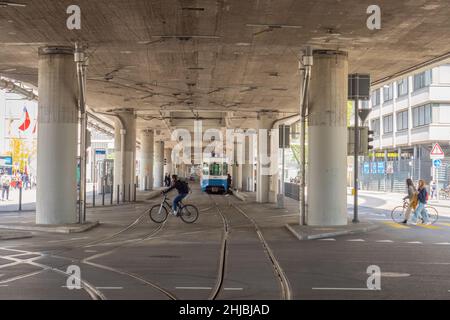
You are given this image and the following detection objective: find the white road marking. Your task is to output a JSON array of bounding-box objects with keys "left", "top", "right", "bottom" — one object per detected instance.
[
  {"left": 376, "top": 240, "right": 394, "bottom": 243},
  {"left": 175, "top": 287, "right": 212, "bottom": 290},
  {"left": 347, "top": 239, "right": 365, "bottom": 242},
  {"left": 312, "top": 288, "right": 374, "bottom": 291},
  {"left": 406, "top": 241, "right": 423, "bottom": 244},
  {"left": 318, "top": 239, "right": 336, "bottom": 241},
  {"left": 434, "top": 242, "right": 450, "bottom": 245},
  {"left": 224, "top": 288, "right": 244, "bottom": 291},
  {"left": 95, "top": 287, "right": 123, "bottom": 290},
  {"left": 381, "top": 272, "right": 410, "bottom": 278}
]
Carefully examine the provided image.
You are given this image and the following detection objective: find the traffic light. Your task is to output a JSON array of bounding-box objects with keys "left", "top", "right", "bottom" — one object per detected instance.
[
  {"left": 367, "top": 129, "right": 374, "bottom": 153},
  {"left": 359, "top": 127, "right": 374, "bottom": 155},
  {"left": 348, "top": 127, "right": 374, "bottom": 156}
]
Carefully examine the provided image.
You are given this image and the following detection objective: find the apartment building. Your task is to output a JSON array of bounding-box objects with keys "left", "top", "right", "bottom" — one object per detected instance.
[{"left": 362, "top": 64, "right": 450, "bottom": 192}]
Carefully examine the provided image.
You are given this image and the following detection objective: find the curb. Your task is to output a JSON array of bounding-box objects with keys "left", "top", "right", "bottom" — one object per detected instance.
[
  {"left": 0, "top": 221, "right": 100, "bottom": 234},
  {"left": 0, "top": 231, "right": 33, "bottom": 240},
  {"left": 232, "top": 191, "right": 246, "bottom": 202},
  {"left": 285, "top": 223, "right": 380, "bottom": 241}
]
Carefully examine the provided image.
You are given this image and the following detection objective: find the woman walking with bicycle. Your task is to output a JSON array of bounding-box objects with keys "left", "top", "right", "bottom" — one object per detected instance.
[
  {"left": 401, "top": 178, "right": 417, "bottom": 224},
  {"left": 411, "top": 179, "right": 431, "bottom": 225}
]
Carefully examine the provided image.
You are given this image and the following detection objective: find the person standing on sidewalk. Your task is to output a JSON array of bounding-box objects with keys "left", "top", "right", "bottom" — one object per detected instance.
[
  {"left": 1, "top": 172, "right": 11, "bottom": 201},
  {"left": 402, "top": 178, "right": 417, "bottom": 224},
  {"left": 430, "top": 180, "right": 437, "bottom": 200},
  {"left": 411, "top": 179, "right": 431, "bottom": 225}
]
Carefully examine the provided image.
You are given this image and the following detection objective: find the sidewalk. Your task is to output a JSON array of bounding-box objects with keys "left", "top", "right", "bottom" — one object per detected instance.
[
  {"left": 236, "top": 192, "right": 379, "bottom": 241},
  {"left": 348, "top": 188, "right": 450, "bottom": 218}
]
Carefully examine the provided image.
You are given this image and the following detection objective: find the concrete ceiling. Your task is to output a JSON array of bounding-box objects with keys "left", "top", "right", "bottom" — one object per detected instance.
[{"left": 1, "top": 0, "right": 450, "bottom": 133}]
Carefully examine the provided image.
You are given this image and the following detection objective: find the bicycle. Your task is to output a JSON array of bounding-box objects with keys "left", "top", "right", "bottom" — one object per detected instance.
[
  {"left": 391, "top": 200, "right": 439, "bottom": 225},
  {"left": 148, "top": 193, "right": 199, "bottom": 224}
]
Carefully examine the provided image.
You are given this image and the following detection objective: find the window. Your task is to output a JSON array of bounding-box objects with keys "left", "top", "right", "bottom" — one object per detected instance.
[
  {"left": 371, "top": 118, "right": 380, "bottom": 137},
  {"left": 412, "top": 104, "right": 433, "bottom": 127},
  {"left": 397, "top": 110, "right": 408, "bottom": 131},
  {"left": 210, "top": 163, "right": 222, "bottom": 176},
  {"left": 371, "top": 89, "right": 380, "bottom": 107},
  {"left": 397, "top": 78, "right": 409, "bottom": 97},
  {"left": 383, "top": 114, "right": 393, "bottom": 134},
  {"left": 413, "top": 70, "right": 432, "bottom": 91},
  {"left": 383, "top": 84, "right": 394, "bottom": 102}
]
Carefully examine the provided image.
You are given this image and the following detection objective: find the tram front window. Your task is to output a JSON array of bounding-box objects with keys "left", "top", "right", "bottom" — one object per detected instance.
[{"left": 210, "top": 163, "right": 222, "bottom": 176}]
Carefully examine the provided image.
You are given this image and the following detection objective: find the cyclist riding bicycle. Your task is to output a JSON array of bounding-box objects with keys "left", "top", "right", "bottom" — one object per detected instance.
[{"left": 162, "top": 175, "right": 190, "bottom": 216}]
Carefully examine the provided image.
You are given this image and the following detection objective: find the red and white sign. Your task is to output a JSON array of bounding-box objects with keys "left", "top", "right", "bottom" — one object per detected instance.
[{"left": 430, "top": 143, "right": 445, "bottom": 159}]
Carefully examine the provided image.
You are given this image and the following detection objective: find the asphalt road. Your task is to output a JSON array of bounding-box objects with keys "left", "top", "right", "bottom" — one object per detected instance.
[{"left": 0, "top": 187, "right": 449, "bottom": 300}]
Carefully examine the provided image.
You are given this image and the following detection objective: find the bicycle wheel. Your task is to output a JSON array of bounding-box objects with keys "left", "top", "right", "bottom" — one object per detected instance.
[
  {"left": 425, "top": 206, "right": 439, "bottom": 224},
  {"left": 149, "top": 204, "right": 169, "bottom": 223},
  {"left": 391, "top": 206, "right": 407, "bottom": 223},
  {"left": 180, "top": 205, "right": 199, "bottom": 224}
]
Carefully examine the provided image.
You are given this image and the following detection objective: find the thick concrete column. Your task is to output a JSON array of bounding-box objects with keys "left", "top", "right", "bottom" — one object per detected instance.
[
  {"left": 164, "top": 148, "right": 173, "bottom": 176},
  {"left": 257, "top": 112, "right": 276, "bottom": 203},
  {"left": 113, "top": 110, "right": 136, "bottom": 201},
  {"left": 154, "top": 141, "right": 164, "bottom": 188},
  {"left": 36, "top": 46, "right": 78, "bottom": 225},
  {"left": 242, "top": 131, "right": 256, "bottom": 192},
  {"left": 308, "top": 50, "right": 348, "bottom": 226},
  {"left": 139, "top": 129, "right": 154, "bottom": 191}
]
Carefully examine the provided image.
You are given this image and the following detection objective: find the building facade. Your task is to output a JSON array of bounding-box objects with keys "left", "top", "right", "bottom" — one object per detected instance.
[{"left": 362, "top": 64, "right": 450, "bottom": 192}]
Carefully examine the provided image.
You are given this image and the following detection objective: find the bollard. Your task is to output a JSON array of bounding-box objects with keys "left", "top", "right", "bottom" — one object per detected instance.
[
  {"left": 134, "top": 184, "right": 137, "bottom": 202},
  {"left": 18, "top": 186, "right": 22, "bottom": 212},
  {"left": 123, "top": 184, "right": 126, "bottom": 203},
  {"left": 128, "top": 184, "right": 131, "bottom": 203},
  {"left": 110, "top": 184, "right": 113, "bottom": 205},
  {"left": 102, "top": 184, "right": 105, "bottom": 206},
  {"left": 117, "top": 185, "right": 120, "bottom": 205},
  {"left": 93, "top": 184, "right": 96, "bottom": 207}
]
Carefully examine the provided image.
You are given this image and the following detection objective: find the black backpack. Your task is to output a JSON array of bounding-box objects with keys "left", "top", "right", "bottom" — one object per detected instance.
[{"left": 180, "top": 180, "right": 190, "bottom": 193}]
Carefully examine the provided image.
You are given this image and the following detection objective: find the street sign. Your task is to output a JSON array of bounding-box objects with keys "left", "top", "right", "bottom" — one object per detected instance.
[
  {"left": 430, "top": 143, "right": 445, "bottom": 159},
  {"left": 433, "top": 159, "right": 442, "bottom": 168},
  {"left": 95, "top": 149, "right": 107, "bottom": 155}
]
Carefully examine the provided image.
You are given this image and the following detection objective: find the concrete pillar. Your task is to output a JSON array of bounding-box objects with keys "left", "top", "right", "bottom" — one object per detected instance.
[
  {"left": 308, "top": 50, "right": 348, "bottom": 226},
  {"left": 257, "top": 112, "right": 276, "bottom": 203},
  {"left": 154, "top": 141, "right": 164, "bottom": 188},
  {"left": 36, "top": 46, "right": 78, "bottom": 225},
  {"left": 242, "top": 131, "right": 256, "bottom": 192},
  {"left": 164, "top": 148, "right": 173, "bottom": 176},
  {"left": 113, "top": 110, "right": 136, "bottom": 202},
  {"left": 139, "top": 129, "right": 154, "bottom": 191},
  {"left": 232, "top": 141, "right": 243, "bottom": 190}
]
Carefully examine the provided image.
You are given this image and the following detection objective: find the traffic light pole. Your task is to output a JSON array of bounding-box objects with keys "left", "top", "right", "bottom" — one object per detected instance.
[{"left": 353, "top": 99, "right": 359, "bottom": 224}]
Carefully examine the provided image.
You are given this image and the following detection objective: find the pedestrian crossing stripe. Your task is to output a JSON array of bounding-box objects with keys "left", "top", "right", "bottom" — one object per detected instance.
[
  {"left": 383, "top": 221, "right": 410, "bottom": 229},
  {"left": 416, "top": 224, "right": 442, "bottom": 230},
  {"left": 437, "top": 223, "right": 450, "bottom": 228}
]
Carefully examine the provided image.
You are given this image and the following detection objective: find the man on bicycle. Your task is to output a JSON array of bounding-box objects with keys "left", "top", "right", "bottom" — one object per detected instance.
[{"left": 162, "top": 175, "right": 190, "bottom": 216}]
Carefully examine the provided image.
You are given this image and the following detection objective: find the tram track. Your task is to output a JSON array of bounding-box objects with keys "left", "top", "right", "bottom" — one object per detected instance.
[
  {"left": 1, "top": 203, "right": 178, "bottom": 300},
  {"left": 208, "top": 194, "right": 292, "bottom": 300}
]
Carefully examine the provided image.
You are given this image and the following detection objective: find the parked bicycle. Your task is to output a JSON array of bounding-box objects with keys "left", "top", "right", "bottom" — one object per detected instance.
[
  {"left": 439, "top": 187, "right": 450, "bottom": 200},
  {"left": 149, "top": 193, "right": 199, "bottom": 224},
  {"left": 391, "top": 200, "right": 439, "bottom": 224}
]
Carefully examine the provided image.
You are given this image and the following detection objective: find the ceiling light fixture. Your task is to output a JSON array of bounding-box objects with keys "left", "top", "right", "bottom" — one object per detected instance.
[
  {"left": 181, "top": 7, "right": 205, "bottom": 11},
  {"left": 246, "top": 24, "right": 302, "bottom": 29},
  {"left": 150, "top": 35, "right": 220, "bottom": 40},
  {"left": 0, "top": 1, "right": 27, "bottom": 7}
]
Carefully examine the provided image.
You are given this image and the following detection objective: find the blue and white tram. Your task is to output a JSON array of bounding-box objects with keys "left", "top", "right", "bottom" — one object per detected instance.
[{"left": 201, "top": 158, "right": 229, "bottom": 194}]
